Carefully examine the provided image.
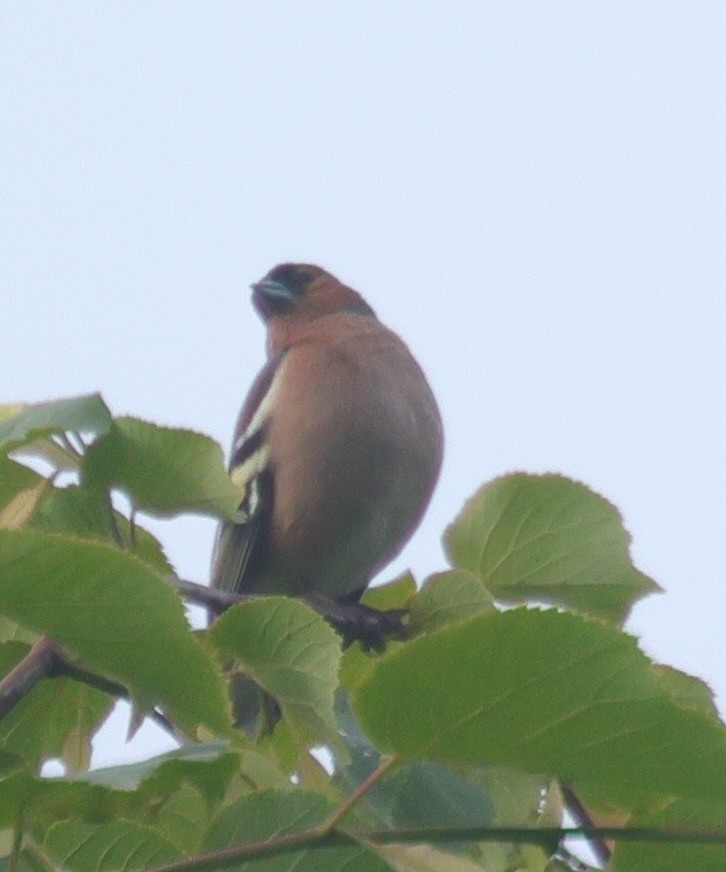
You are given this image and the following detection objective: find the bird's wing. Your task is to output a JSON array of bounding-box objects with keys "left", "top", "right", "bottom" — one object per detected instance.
[{"left": 210, "top": 352, "right": 285, "bottom": 594}]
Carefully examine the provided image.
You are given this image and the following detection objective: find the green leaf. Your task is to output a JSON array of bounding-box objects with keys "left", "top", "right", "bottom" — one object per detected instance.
[
  {"left": 611, "top": 798, "right": 726, "bottom": 872},
  {"left": 83, "top": 416, "right": 243, "bottom": 519},
  {"left": 0, "top": 404, "right": 24, "bottom": 423},
  {"left": 0, "top": 457, "right": 48, "bottom": 532},
  {"left": 334, "top": 703, "right": 558, "bottom": 871},
  {"left": 204, "top": 787, "right": 330, "bottom": 845},
  {"left": 0, "top": 770, "right": 124, "bottom": 830},
  {"left": 362, "top": 572, "right": 418, "bottom": 610},
  {"left": 83, "top": 741, "right": 236, "bottom": 792},
  {"left": 0, "top": 844, "right": 45, "bottom": 872},
  {"left": 0, "top": 529, "right": 230, "bottom": 734},
  {"left": 472, "top": 767, "right": 554, "bottom": 827},
  {"left": 339, "top": 574, "right": 417, "bottom": 694},
  {"left": 650, "top": 664, "right": 720, "bottom": 717},
  {"left": 369, "top": 844, "right": 485, "bottom": 872},
  {"left": 31, "top": 484, "right": 172, "bottom": 572},
  {"left": 0, "top": 641, "right": 112, "bottom": 772},
  {"left": 0, "top": 457, "right": 42, "bottom": 511},
  {"left": 43, "top": 819, "right": 180, "bottom": 871},
  {"left": 445, "top": 473, "right": 660, "bottom": 624},
  {"left": 157, "top": 782, "right": 209, "bottom": 853},
  {"left": 0, "top": 394, "right": 112, "bottom": 453},
  {"left": 390, "top": 763, "right": 497, "bottom": 830},
  {"left": 211, "top": 597, "right": 342, "bottom": 750},
  {"left": 335, "top": 694, "right": 497, "bottom": 835},
  {"left": 0, "top": 615, "right": 37, "bottom": 645},
  {"left": 205, "top": 789, "right": 394, "bottom": 871},
  {"left": 83, "top": 742, "right": 289, "bottom": 816},
  {"left": 408, "top": 570, "right": 494, "bottom": 635},
  {"left": 333, "top": 692, "right": 394, "bottom": 826},
  {"left": 461, "top": 770, "right": 559, "bottom": 872},
  {"left": 339, "top": 642, "right": 381, "bottom": 694},
  {"left": 0, "top": 485, "right": 49, "bottom": 532},
  {"left": 353, "top": 608, "right": 726, "bottom": 806}
]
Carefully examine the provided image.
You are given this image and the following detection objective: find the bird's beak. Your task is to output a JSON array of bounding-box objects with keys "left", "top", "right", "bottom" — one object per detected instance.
[{"left": 250, "top": 279, "right": 295, "bottom": 318}]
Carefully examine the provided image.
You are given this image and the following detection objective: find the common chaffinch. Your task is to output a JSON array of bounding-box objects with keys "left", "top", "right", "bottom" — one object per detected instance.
[{"left": 211, "top": 263, "right": 443, "bottom": 626}]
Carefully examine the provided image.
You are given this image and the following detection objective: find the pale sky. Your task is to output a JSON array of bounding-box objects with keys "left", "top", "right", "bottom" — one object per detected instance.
[{"left": 2, "top": 3, "right": 724, "bottom": 767}]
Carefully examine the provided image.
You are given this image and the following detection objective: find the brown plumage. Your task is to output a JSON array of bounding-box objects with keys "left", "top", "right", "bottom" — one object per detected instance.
[{"left": 211, "top": 263, "right": 443, "bottom": 606}]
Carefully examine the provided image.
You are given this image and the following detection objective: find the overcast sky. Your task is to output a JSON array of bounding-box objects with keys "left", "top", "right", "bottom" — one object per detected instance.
[{"left": 2, "top": 3, "right": 724, "bottom": 767}]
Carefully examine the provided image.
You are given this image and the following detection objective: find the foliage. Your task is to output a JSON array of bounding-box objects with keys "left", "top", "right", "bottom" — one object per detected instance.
[{"left": 0, "top": 394, "right": 723, "bottom": 871}]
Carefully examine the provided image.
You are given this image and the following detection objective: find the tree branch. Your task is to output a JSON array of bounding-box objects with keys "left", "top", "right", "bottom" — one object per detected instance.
[
  {"left": 0, "top": 637, "right": 60, "bottom": 720},
  {"left": 166, "top": 575, "right": 249, "bottom": 612},
  {"left": 168, "top": 575, "right": 407, "bottom": 644},
  {"left": 59, "top": 660, "right": 178, "bottom": 737},
  {"left": 319, "top": 755, "right": 399, "bottom": 832},
  {"left": 148, "top": 824, "right": 726, "bottom": 872},
  {"left": 0, "top": 636, "right": 177, "bottom": 737}
]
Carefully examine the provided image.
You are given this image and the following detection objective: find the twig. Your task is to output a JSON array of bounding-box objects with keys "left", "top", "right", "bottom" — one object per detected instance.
[
  {"left": 148, "top": 824, "right": 726, "bottom": 872},
  {"left": 319, "top": 755, "right": 399, "bottom": 831},
  {"left": 0, "top": 638, "right": 60, "bottom": 720},
  {"left": 0, "top": 636, "right": 177, "bottom": 738},
  {"left": 149, "top": 756, "right": 401, "bottom": 872},
  {"left": 169, "top": 576, "right": 407, "bottom": 646},
  {"left": 166, "top": 576, "right": 250, "bottom": 612},
  {"left": 59, "top": 661, "right": 178, "bottom": 737}
]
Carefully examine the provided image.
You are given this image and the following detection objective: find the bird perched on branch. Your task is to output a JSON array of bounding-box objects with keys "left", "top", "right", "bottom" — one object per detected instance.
[{"left": 211, "top": 262, "right": 443, "bottom": 645}]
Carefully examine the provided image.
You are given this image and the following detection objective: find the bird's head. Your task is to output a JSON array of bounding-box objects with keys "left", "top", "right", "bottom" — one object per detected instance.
[{"left": 251, "top": 263, "right": 375, "bottom": 323}]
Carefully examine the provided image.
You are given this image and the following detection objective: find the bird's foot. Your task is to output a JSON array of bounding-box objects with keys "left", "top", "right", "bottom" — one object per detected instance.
[{"left": 304, "top": 592, "right": 408, "bottom": 650}]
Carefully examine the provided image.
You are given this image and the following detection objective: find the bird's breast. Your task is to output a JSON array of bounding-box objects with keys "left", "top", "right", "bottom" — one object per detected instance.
[{"left": 262, "top": 328, "right": 442, "bottom": 595}]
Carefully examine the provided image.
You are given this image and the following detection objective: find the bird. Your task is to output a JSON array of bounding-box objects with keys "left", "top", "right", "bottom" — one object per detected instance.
[
  {"left": 210, "top": 263, "right": 443, "bottom": 726},
  {"left": 212, "top": 263, "right": 442, "bottom": 603}
]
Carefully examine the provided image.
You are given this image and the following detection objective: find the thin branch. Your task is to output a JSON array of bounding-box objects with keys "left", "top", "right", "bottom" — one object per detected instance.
[
  {"left": 148, "top": 824, "right": 726, "bottom": 872},
  {"left": 59, "top": 660, "right": 178, "bottom": 737},
  {"left": 168, "top": 575, "right": 327, "bottom": 616},
  {"left": 57, "top": 661, "right": 132, "bottom": 699},
  {"left": 320, "top": 755, "right": 399, "bottom": 832},
  {"left": 166, "top": 576, "right": 250, "bottom": 612},
  {"left": 167, "top": 575, "right": 362, "bottom": 624},
  {"left": 0, "top": 638, "right": 60, "bottom": 720},
  {"left": 149, "top": 755, "right": 400, "bottom": 872},
  {"left": 365, "top": 824, "right": 726, "bottom": 845},
  {"left": 0, "top": 636, "right": 178, "bottom": 738},
  {"left": 150, "top": 827, "right": 351, "bottom": 872},
  {"left": 169, "top": 576, "right": 406, "bottom": 646}
]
